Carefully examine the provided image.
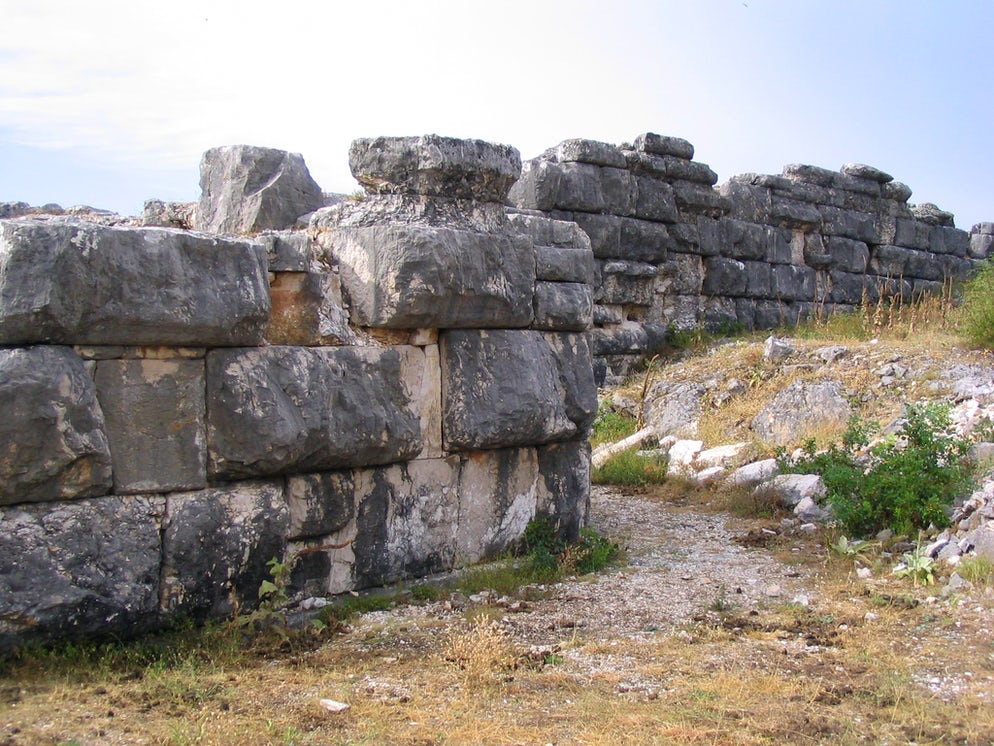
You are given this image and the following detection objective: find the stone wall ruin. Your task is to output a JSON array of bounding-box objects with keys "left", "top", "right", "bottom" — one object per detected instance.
[{"left": 1, "top": 130, "right": 989, "bottom": 650}]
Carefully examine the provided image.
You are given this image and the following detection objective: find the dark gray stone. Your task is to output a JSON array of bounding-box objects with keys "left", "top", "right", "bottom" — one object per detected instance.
[
  {"left": 597, "top": 260, "right": 658, "bottom": 305},
  {"left": 819, "top": 206, "right": 880, "bottom": 243},
  {"left": 882, "top": 181, "right": 913, "bottom": 203},
  {"left": 0, "top": 201, "right": 30, "bottom": 219},
  {"left": 894, "top": 218, "right": 932, "bottom": 249},
  {"left": 196, "top": 145, "right": 324, "bottom": 233},
  {"left": 508, "top": 160, "right": 562, "bottom": 211},
  {"left": 869, "top": 244, "right": 915, "bottom": 277},
  {"left": 672, "top": 181, "right": 730, "bottom": 217},
  {"left": 507, "top": 211, "right": 591, "bottom": 249},
  {"left": 634, "top": 177, "right": 679, "bottom": 222},
  {"left": 441, "top": 330, "right": 596, "bottom": 450},
  {"left": 933, "top": 226, "right": 970, "bottom": 258},
  {"left": 617, "top": 218, "right": 673, "bottom": 263},
  {"left": 782, "top": 164, "right": 836, "bottom": 186},
  {"left": 719, "top": 180, "right": 772, "bottom": 223},
  {"left": 257, "top": 230, "right": 313, "bottom": 271},
  {"left": 537, "top": 441, "right": 591, "bottom": 543},
  {"left": 0, "top": 346, "right": 112, "bottom": 506},
  {"left": 286, "top": 471, "right": 355, "bottom": 540},
  {"left": 161, "top": 481, "right": 288, "bottom": 620},
  {"left": 905, "top": 250, "right": 944, "bottom": 282},
  {"left": 625, "top": 151, "right": 718, "bottom": 185},
  {"left": 743, "top": 261, "right": 773, "bottom": 297},
  {"left": 970, "top": 233, "right": 994, "bottom": 259},
  {"left": 831, "top": 172, "right": 881, "bottom": 197},
  {"left": 535, "top": 246, "right": 596, "bottom": 283},
  {"left": 0, "top": 496, "right": 163, "bottom": 651},
  {"left": 772, "top": 264, "right": 816, "bottom": 301},
  {"left": 911, "top": 202, "right": 955, "bottom": 227},
  {"left": 331, "top": 223, "right": 535, "bottom": 328},
  {"left": 803, "top": 234, "right": 833, "bottom": 269},
  {"left": 703, "top": 257, "right": 747, "bottom": 296},
  {"left": 826, "top": 237, "right": 870, "bottom": 273},
  {"left": 696, "top": 217, "right": 728, "bottom": 258},
  {"left": 554, "top": 139, "right": 627, "bottom": 168},
  {"left": 840, "top": 163, "right": 893, "bottom": 183},
  {"left": 94, "top": 359, "right": 206, "bottom": 495},
  {"left": 0, "top": 219, "right": 270, "bottom": 346},
  {"left": 723, "top": 219, "right": 767, "bottom": 260},
  {"left": 600, "top": 167, "right": 637, "bottom": 215},
  {"left": 350, "top": 135, "right": 521, "bottom": 203},
  {"left": 571, "top": 212, "right": 622, "bottom": 258},
  {"left": 206, "top": 346, "right": 428, "bottom": 478},
  {"left": 589, "top": 321, "right": 651, "bottom": 356},
  {"left": 533, "top": 282, "right": 593, "bottom": 331},
  {"left": 770, "top": 196, "right": 823, "bottom": 230},
  {"left": 140, "top": 200, "right": 196, "bottom": 229},
  {"left": 633, "top": 133, "right": 695, "bottom": 160}
]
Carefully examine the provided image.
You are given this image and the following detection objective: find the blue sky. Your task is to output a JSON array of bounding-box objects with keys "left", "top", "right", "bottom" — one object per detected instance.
[{"left": 2, "top": 0, "right": 992, "bottom": 229}]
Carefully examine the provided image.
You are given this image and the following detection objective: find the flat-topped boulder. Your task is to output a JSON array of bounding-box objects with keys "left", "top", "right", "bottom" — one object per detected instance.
[{"left": 349, "top": 135, "right": 521, "bottom": 203}]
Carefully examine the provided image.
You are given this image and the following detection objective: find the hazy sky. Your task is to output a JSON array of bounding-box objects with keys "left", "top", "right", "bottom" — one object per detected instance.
[{"left": 2, "top": 0, "right": 992, "bottom": 228}]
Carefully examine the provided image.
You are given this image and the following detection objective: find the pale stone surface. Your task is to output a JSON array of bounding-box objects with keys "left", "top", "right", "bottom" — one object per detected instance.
[
  {"left": 759, "top": 474, "right": 827, "bottom": 508},
  {"left": 0, "top": 495, "right": 164, "bottom": 651},
  {"left": 0, "top": 219, "right": 270, "bottom": 346},
  {"left": 265, "top": 271, "right": 354, "bottom": 346},
  {"left": 751, "top": 381, "right": 852, "bottom": 447},
  {"left": 730, "top": 458, "right": 779, "bottom": 487},
  {"left": 94, "top": 359, "right": 206, "bottom": 494},
  {"left": 0, "top": 346, "right": 112, "bottom": 505}
]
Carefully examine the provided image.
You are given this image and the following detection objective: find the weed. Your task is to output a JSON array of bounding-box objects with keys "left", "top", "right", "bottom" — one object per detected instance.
[
  {"left": 442, "top": 617, "right": 518, "bottom": 686},
  {"left": 591, "top": 403, "right": 638, "bottom": 447},
  {"left": 829, "top": 535, "right": 878, "bottom": 557},
  {"left": 779, "top": 404, "right": 973, "bottom": 537},
  {"left": 410, "top": 584, "right": 442, "bottom": 602},
  {"left": 592, "top": 450, "right": 668, "bottom": 486},
  {"left": 893, "top": 544, "right": 937, "bottom": 587},
  {"left": 956, "top": 555, "right": 994, "bottom": 587},
  {"left": 959, "top": 259, "right": 994, "bottom": 349}
]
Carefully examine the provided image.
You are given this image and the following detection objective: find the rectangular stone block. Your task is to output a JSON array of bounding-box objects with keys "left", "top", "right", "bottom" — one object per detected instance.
[
  {"left": 95, "top": 359, "right": 206, "bottom": 494},
  {"left": 551, "top": 162, "right": 607, "bottom": 213},
  {"left": 332, "top": 223, "right": 535, "bottom": 329},
  {"left": 0, "top": 219, "right": 270, "bottom": 346},
  {"left": 722, "top": 219, "right": 767, "bottom": 260},
  {"left": 905, "top": 250, "right": 944, "bottom": 281},
  {"left": 933, "top": 226, "right": 970, "bottom": 257},
  {"left": 535, "top": 246, "right": 596, "bottom": 284},
  {"left": 826, "top": 237, "right": 870, "bottom": 273},
  {"left": 634, "top": 177, "right": 679, "bottom": 223},
  {"left": 743, "top": 261, "right": 773, "bottom": 298},
  {"left": 894, "top": 218, "right": 932, "bottom": 249},
  {"left": 286, "top": 471, "right": 356, "bottom": 541},
  {"left": 555, "top": 139, "right": 627, "bottom": 168},
  {"left": 719, "top": 181, "right": 771, "bottom": 223},
  {"left": 533, "top": 281, "right": 593, "bottom": 331},
  {"left": 441, "top": 330, "right": 596, "bottom": 451},
  {"left": 597, "top": 260, "right": 658, "bottom": 305},
  {"left": 673, "top": 181, "right": 729, "bottom": 217},
  {"left": 703, "top": 257, "right": 747, "bottom": 296},
  {"left": 1, "top": 346, "right": 112, "bottom": 505},
  {"left": 0, "top": 495, "right": 164, "bottom": 651},
  {"left": 266, "top": 271, "right": 354, "bottom": 346},
  {"left": 206, "top": 345, "right": 434, "bottom": 478},
  {"left": 659, "top": 253, "right": 704, "bottom": 296},
  {"left": 161, "top": 481, "right": 287, "bottom": 620},
  {"left": 618, "top": 218, "right": 673, "bottom": 263},
  {"left": 970, "top": 233, "right": 993, "bottom": 259},
  {"left": 257, "top": 230, "right": 312, "bottom": 272},
  {"left": 772, "top": 264, "right": 816, "bottom": 301},
  {"left": 508, "top": 160, "right": 562, "bottom": 211},
  {"left": 820, "top": 206, "right": 880, "bottom": 243},
  {"left": 571, "top": 212, "right": 622, "bottom": 258},
  {"left": 507, "top": 211, "right": 592, "bottom": 250},
  {"left": 457, "top": 448, "right": 539, "bottom": 564},
  {"left": 536, "top": 441, "right": 591, "bottom": 543},
  {"left": 770, "top": 197, "right": 823, "bottom": 230},
  {"left": 600, "top": 167, "right": 637, "bottom": 215},
  {"left": 869, "top": 244, "right": 915, "bottom": 277}
]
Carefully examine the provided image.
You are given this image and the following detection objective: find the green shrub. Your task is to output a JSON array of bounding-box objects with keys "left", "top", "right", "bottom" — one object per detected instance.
[
  {"left": 960, "top": 260, "right": 994, "bottom": 349},
  {"left": 779, "top": 404, "right": 972, "bottom": 537},
  {"left": 591, "top": 450, "right": 668, "bottom": 486}
]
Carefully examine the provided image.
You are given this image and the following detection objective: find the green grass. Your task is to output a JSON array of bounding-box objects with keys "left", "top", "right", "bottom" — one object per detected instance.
[
  {"left": 590, "top": 406, "right": 638, "bottom": 447},
  {"left": 592, "top": 450, "right": 668, "bottom": 487},
  {"left": 956, "top": 555, "right": 994, "bottom": 587},
  {"left": 960, "top": 259, "right": 994, "bottom": 349}
]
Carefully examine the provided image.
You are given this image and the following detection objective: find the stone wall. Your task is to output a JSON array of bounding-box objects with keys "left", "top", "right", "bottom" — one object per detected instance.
[
  {"left": 0, "top": 137, "right": 596, "bottom": 651},
  {"left": 510, "top": 134, "right": 992, "bottom": 384}
]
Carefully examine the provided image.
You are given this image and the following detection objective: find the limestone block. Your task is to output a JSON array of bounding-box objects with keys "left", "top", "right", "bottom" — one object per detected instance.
[
  {"left": 770, "top": 196, "right": 823, "bottom": 230},
  {"left": 350, "top": 135, "right": 521, "bottom": 203},
  {"left": 597, "top": 260, "right": 659, "bottom": 305},
  {"left": 912, "top": 203, "right": 955, "bottom": 226},
  {"left": 555, "top": 139, "right": 627, "bottom": 168},
  {"left": 0, "top": 219, "right": 270, "bottom": 346},
  {"left": 457, "top": 448, "right": 539, "bottom": 563},
  {"left": 645, "top": 381, "right": 704, "bottom": 438},
  {"left": 507, "top": 211, "right": 592, "bottom": 249},
  {"left": 286, "top": 471, "right": 355, "bottom": 540},
  {"left": 196, "top": 145, "right": 324, "bottom": 234},
  {"left": 772, "top": 264, "right": 816, "bottom": 301},
  {"left": 0, "top": 346, "right": 112, "bottom": 505},
  {"left": 441, "top": 330, "right": 596, "bottom": 451},
  {"left": 803, "top": 234, "right": 833, "bottom": 269},
  {"left": 589, "top": 321, "right": 667, "bottom": 357},
  {"left": 535, "top": 246, "right": 596, "bottom": 284},
  {"left": 633, "top": 133, "right": 695, "bottom": 160},
  {"left": 831, "top": 171, "right": 881, "bottom": 197},
  {"left": 894, "top": 218, "right": 932, "bottom": 249},
  {"left": 140, "top": 199, "right": 196, "bottom": 229},
  {"left": 600, "top": 167, "right": 638, "bottom": 215},
  {"left": 719, "top": 180, "right": 772, "bottom": 224},
  {"left": 554, "top": 162, "right": 609, "bottom": 213},
  {"left": 161, "top": 481, "right": 288, "bottom": 620},
  {"left": 625, "top": 151, "right": 719, "bottom": 186},
  {"left": 933, "top": 226, "right": 970, "bottom": 258},
  {"left": 970, "top": 233, "right": 994, "bottom": 259},
  {"left": 331, "top": 223, "right": 535, "bottom": 328},
  {"left": 883, "top": 181, "right": 913, "bottom": 203},
  {"left": 0, "top": 495, "right": 164, "bottom": 651},
  {"left": 672, "top": 181, "right": 730, "bottom": 217},
  {"left": 841, "top": 163, "right": 893, "bottom": 183},
  {"left": 266, "top": 271, "right": 353, "bottom": 346},
  {"left": 723, "top": 219, "right": 767, "bottom": 260},
  {"left": 618, "top": 218, "right": 673, "bottom": 262},
  {"left": 782, "top": 163, "right": 836, "bottom": 187},
  {"left": 94, "top": 359, "right": 205, "bottom": 494},
  {"left": 702, "top": 257, "right": 747, "bottom": 297},
  {"left": 826, "top": 237, "right": 870, "bottom": 273},
  {"left": 634, "top": 177, "right": 679, "bottom": 222},
  {"left": 533, "top": 281, "right": 593, "bottom": 331},
  {"left": 743, "top": 261, "right": 773, "bottom": 298},
  {"left": 536, "top": 440, "right": 591, "bottom": 542},
  {"left": 751, "top": 381, "right": 852, "bottom": 447},
  {"left": 905, "top": 250, "right": 944, "bottom": 282},
  {"left": 572, "top": 213, "right": 622, "bottom": 258},
  {"left": 754, "top": 299, "right": 785, "bottom": 329},
  {"left": 659, "top": 253, "right": 704, "bottom": 295},
  {"left": 508, "top": 160, "right": 563, "bottom": 211},
  {"left": 352, "top": 458, "right": 461, "bottom": 586},
  {"left": 829, "top": 271, "right": 871, "bottom": 304},
  {"left": 257, "top": 230, "right": 313, "bottom": 271},
  {"left": 206, "top": 345, "right": 431, "bottom": 478},
  {"left": 819, "top": 206, "right": 880, "bottom": 243},
  {"left": 869, "top": 244, "right": 915, "bottom": 277}
]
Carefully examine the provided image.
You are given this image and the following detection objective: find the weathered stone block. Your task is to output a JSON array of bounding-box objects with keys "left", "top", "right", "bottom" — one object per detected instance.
[
  {"left": 752, "top": 380, "right": 852, "bottom": 447},
  {"left": 905, "top": 250, "right": 944, "bottom": 281},
  {"left": 770, "top": 196, "right": 822, "bottom": 230},
  {"left": 597, "top": 260, "right": 658, "bottom": 305},
  {"left": 970, "top": 233, "right": 993, "bottom": 259},
  {"left": 841, "top": 163, "right": 893, "bottom": 183},
  {"left": 933, "top": 226, "right": 970, "bottom": 258},
  {"left": 0, "top": 495, "right": 164, "bottom": 651},
  {"left": 589, "top": 321, "right": 666, "bottom": 356},
  {"left": 658, "top": 253, "right": 704, "bottom": 296},
  {"left": 554, "top": 162, "right": 608, "bottom": 213},
  {"left": 826, "top": 237, "right": 870, "bottom": 273},
  {"left": 441, "top": 330, "right": 596, "bottom": 451},
  {"left": 350, "top": 135, "right": 521, "bottom": 203},
  {"left": 555, "top": 139, "right": 627, "bottom": 168},
  {"left": 537, "top": 440, "right": 591, "bottom": 542},
  {"left": 457, "top": 448, "right": 539, "bottom": 563},
  {"left": 625, "top": 151, "right": 718, "bottom": 185},
  {"left": 743, "top": 261, "right": 773, "bottom": 298},
  {"left": 206, "top": 345, "right": 432, "bottom": 478},
  {"left": 266, "top": 271, "right": 353, "bottom": 346},
  {"left": 533, "top": 282, "right": 593, "bottom": 331},
  {"left": 535, "top": 246, "right": 596, "bottom": 284},
  {"left": 0, "top": 219, "right": 270, "bottom": 346},
  {"left": 633, "top": 133, "right": 695, "bottom": 160},
  {"left": 507, "top": 211, "right": 591, "bottom": 249},
  {"left": 331, "top": 223, "right": 535, "bottom": 328},
  {"left": 161, "top": 481, "right": 288, "bottom": 620},
  {"left": 673, "top": 181, "right": 730, "bottom": 217},
  {"left": 869, "top": 244, "right": 915, "bottom": 277},
  {"left": 723, "top": 219, "right": 767, "bottom": 260},
  {"left": 634, "top": 177, "right": 679, "bottom": 222},
  {"left": 772, "top": 264, "right": 816, "bottom": 301},
  {"left": 196, "top": 145, "right": 324, "bottom": 234},
  {"left": 695, "top": 217, "right": 726, "bottom": 257},
  {"left": 819, "top": 206, "right": 880, "bottom": 243},
  {"left": 94, "top": 359, "right": 205, "bottom": 494},
  {"left": 618, "top": 218, "right": 673, "bottom": 262},
  {"left": 600, "top": 167, "right": 638, "bottom": 215},
  {"left": 719, "top": 180, "right": 771, "bottom": 223},
  {"left": 894, "top": 218, "right": 932, "bottom": 249},
  {"left": 352, "top": 458, "right": 460, "bottom": 586},
  {"left": 571, "top": 212, "right": 622, "bottom": 258},
  {"left": 257, "top": 230, "right": 312, "bottom": 271},
  {"left": 703, "top": 257, "right": 747, "bottom": 296},
  {"left": 782, "top": 163, "right": 836, "bottom": 187},
  {"left": 0, "top": 346, "right": 112, "bottom": 505},
  {"left": 286, "top": 471, "right": 355, "bottom": 540},
  {"left": 508, "top": 160, "right": 562, "bottom": 211}
]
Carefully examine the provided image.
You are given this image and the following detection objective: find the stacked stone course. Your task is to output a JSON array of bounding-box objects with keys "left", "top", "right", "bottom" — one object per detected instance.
[
  {"left": 0, "top": 136, "right": 596, "bottom": 650},
  {"left": 511, "top": 134, "right": 990, "bottom": 384}
]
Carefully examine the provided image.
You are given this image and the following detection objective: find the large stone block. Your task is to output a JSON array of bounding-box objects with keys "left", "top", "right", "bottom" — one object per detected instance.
[
  {"left": 633, "top": 133, "right": 695, "bottom": 160},
  {"left": 94, "top": 359, "right": 206, "bottom": 494},
  {"left": 673, "top": 181, "right": 731, "bottom": 217},
  {"left": 702, "top": 257, "right": 747, "bottom": 297},
  {"left": 772, "top": 264, "right": 816, "bottom": 301},
  {"left": 619, "top": 218, "right": 673, "bottom": 262},
  {"left": 457, "top": 448, "right": 539, "bottom": 563},
  {"left": 350, "top": 135, "right": 521, "bottom": 203},
  {"left": 0, "top": 495, "right": 164, "bottom": 651},
  {"left": 206, "top": 345, "right": 434, "bottom": 478},
  {"left": 597, "top": 260, "right": 659, "bottom": 305},
  {"left": 720, "top": 180, "right": 772, "bottom": 224},
  {"left": 535, "top": 246, "right": 596, "bottom": 284},
  {"left": 161, "top": 481, "right": 288, "bottom": 620},
  {"left": 659, "top": 253, "right": 704, "bottom": 296},
  {"left": 533, "top": 281, "right": 593, "bottom": 331},
  {"left": 536, "top": 440, "right": 591, "bottom": 542},
  {"left": 441, "top": 330, "right": 596, "bottom": 451},
  {"left": 507, "top": 211, "right": 592, "bottom": 250},
  {"left": 0, "top": 219, "right": 270, "bottom": 346},
  {"left": 555, "top": 139, "right": 627, "bottom": 168},
  {"left": 352, "top": 458, "right": 461, "bottom": 586},
  {"left": 196, "top": 145, "right": 324, "bottom": 234},
  {"left": 634, "top": 177, "right": 680, "bottom": 222},
  {"left": 0, "top": 346, "right": 112, "bottom": 505},
  {"left": 625, "top": 151, "right": 718, "bottom": 185},
  {"left": 572, "top": 212, "right": 622, "bottom": 258},
  {"left": 331, "top": 223, "right": 535, "bottom": 328},
  {"left": 508, "top": 160, "right": 562, "bottom": 211},
  {"left": 826, "top": 237, "right": 870, "bottom": 273},
  {"left": 600, "top": 167, "right": 638, "bottom": 215},
  {"left": 266, "top": 271, "right": 354, "bottom": 346},
  {"left": 819, "top": 206, "right": 880, "bottom": 243}
]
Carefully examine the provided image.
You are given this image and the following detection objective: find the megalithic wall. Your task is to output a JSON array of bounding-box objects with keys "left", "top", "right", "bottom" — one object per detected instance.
[{"left": 0, "top": 137, "right": 596, "bottom": 652}]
